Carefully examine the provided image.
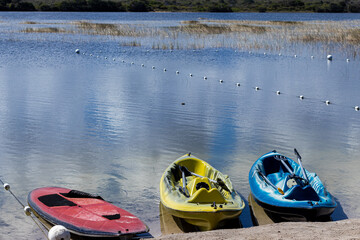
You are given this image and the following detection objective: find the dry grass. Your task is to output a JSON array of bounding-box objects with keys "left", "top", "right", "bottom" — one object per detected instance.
[
  {"left": 120, "top": 41, "right": 141, "bottom": 47},
  {"left": 21, "top": 21, "right": 38, "bottom": 24},
  {"left": 16, "top": 19, "right": 360, "bottom": 58},
  {"left": 170, "top": 22, "right": 267, "bottom": 35},
  {"left": 21, "top": 27, "right": 67, "bottom": 33}
]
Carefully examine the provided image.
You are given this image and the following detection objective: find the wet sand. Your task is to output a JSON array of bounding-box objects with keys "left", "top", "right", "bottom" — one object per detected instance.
[{"left": 153, "top": 218, "right": 360, "bottom": 240}]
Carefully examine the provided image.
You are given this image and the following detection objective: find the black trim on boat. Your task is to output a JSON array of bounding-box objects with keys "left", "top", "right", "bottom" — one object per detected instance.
[{"left": 251, "top": 194, "right": 335, "bottom": 220}]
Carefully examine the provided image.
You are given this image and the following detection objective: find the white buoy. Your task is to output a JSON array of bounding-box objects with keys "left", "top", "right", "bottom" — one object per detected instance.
[
  {"left": 24, "top": 206, "right": 31, "bottom": 216},
  {"left": 311, "top": 56, "right": 314, "bottom": 59},
  {"left": 219, "top": 79, "right": 223, "bottom": 83},
  {"left": 355, "top": 106, "right": 359, "bottom": 111},
  {"left": 131, "top": 62, "right": 134, "bottom": 65},
  {"left": 325, "top": 100, "right": 331, "bottom": 105},
  {"left": 163, "top": 68, "right": 167, "bottom": 72},
  {"left": 294, "top": 54, "right": 297, "bottom": 58},
  {"left": 75, "top": 49, "right": 80, "bottom": 54},
  {"left": 276, "top": 91, "right": 281, "bottom": 95},
  {"left": 299, "top": 95, "right": 304, "bottom": 100},
  {"left": 90, "top": 54, "right": 93, "bottom": 56},
  {"left": 176, "top": 71, "right": 179, "bottom": 74},
  {"left": 152, "top": 66, "right": 155, "bottom": 69},
  {"left": 236, "top": 83, "right": 240, "bottom": 86},
  {"left": 327, "top": 55, "right": 333, "bottom": 61},
  {"left": 346, "top": 59, "right": 350, "bottom": 62},
  {"left": 141, "top": 64, "right": 144, "bottom": 67},
  {"left": 3, "top": 183, "right": 10, "bottom": 191},
  {"left": 203, "top": 76, "right": 207, "bottom": 80},
  {"left": 279, "top": 53, "right": 281, "bottom": 56},
  {"left": 105, "top": 57, "right": 107, "bottom": 59},
  {"left": 113, "top": 58, "right": 116, "bottom": 61},
  {"left": 255, "top": 87, "right": 260, "bottom": 91},
  {"left": 264, "top": 52, "right": 266, "bottom": 55},
  {"left": 48, "top": 225, "right": 70, "bottom": 240},
  {"left": 122, "top": 60, "right": 125, "bottom": 63},
  {"left": 189, "top": 73, "right": 193, "bottom": 77}
]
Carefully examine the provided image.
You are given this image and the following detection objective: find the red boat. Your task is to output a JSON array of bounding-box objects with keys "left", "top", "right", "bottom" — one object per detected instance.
[{"left": 28, "top": 187, "right": 149, "bottom": 238}]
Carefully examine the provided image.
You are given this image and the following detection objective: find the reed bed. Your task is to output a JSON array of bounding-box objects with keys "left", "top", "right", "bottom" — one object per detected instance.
[
  {"left": 21, "top": 27, "right": 67, "bottom": 33},
  {"left": 21, "top": 21, "right": 38, "bottom": 24},
  {"left": 16, "top": 19, "right": 360, "bottom": 58}
]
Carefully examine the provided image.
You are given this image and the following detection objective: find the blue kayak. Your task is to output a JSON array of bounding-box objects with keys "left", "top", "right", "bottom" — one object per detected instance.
[{"left": 249, "top": 150, "right": 337, "bottom": 220}]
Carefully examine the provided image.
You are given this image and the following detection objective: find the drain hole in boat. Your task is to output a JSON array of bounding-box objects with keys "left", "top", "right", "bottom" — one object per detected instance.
[{"left": 196, "top": 182, "right": 210, "bottom": 191}]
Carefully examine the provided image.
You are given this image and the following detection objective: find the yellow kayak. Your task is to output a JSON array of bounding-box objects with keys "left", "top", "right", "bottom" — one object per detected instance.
[{"left": 159, "top": 153, "right": 245, "bottom": 231}]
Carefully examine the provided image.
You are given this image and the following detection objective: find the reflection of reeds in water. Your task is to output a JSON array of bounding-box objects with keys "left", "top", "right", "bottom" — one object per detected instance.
[
  {"left": 22, "top": 27, "right": 67, "bottom": 33},
  {"left": 120, "top": 41, "right": 141, "bottom": 47},
  {"left": 21, "top": 21, "right": 38, "bottom": 25},
  {"left": 17, "top": 19, "right": 360, "bottom": 58}
]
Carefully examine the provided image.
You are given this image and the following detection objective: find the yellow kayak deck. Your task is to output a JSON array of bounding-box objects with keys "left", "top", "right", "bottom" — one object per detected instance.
[{"left": 160, "top": 154, "right": 245, "bottom": 230}]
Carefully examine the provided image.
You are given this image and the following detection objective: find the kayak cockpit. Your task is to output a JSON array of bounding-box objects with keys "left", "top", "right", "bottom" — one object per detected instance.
[{"left": 258, "top": 154, "right": 320, "bottom": 201}]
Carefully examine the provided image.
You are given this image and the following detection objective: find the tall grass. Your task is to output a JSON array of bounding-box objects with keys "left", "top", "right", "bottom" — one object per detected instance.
[{"left": 16, "top": 19, "right": 360, "bottom": 58}]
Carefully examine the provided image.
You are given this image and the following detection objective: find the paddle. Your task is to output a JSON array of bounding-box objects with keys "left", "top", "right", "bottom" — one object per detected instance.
[
  {"left": 274, "top": 155, "right": 295, "bottom": 176},
  {"left": 294, "top": 148, "right": 309, "bottom": 184},
  {"left": 180, "top": 168, "right": 190, "bottom": 197},
  {"left": 179, "top": 166, "right": 231, "bottom": 192},
  {"left": 256, "top": 169, "right": 284, "bottom": 195}
]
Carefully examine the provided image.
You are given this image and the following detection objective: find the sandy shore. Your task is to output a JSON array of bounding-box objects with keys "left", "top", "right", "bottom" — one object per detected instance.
[{"left": 153, "top": 219, "right": 360, "bottom": 240}]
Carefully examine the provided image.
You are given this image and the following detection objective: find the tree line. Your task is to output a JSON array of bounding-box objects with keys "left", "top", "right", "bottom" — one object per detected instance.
[{"left": 1, "top": 0, "right": 359, "bottom": 13}]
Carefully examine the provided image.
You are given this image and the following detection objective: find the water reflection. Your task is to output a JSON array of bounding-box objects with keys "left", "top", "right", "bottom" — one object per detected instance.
[{"left": 0, "top": 12, "right": 360, "bottom": 239}]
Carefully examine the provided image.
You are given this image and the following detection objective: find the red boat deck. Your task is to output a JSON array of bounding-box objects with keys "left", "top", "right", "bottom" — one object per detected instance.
[{"left": 28, "top": 187, "right": 149, "bottom": 238}]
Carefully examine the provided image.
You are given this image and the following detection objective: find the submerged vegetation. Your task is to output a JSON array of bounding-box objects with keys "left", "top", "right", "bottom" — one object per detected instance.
[
  {"left": 1, "top": 0, "right": 360, "bottom": 12},
  {"left": 17, "top": 19, "right": 360, "bottom": 58}
]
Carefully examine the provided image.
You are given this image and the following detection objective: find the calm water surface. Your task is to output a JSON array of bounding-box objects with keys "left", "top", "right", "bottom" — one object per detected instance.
[{"left": 0, "top": 12, "right": 359, "bottom": 239}]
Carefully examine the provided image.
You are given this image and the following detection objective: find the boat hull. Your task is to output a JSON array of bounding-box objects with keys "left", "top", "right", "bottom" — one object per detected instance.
[
  {"left": 252, "top": 193, "right": 335, "bottom": 220},
  {"left": 28, "top": 187, "right": 149, "bottom": 238},
  {"left": 249, "top": 151, "right": 336, "bottom": 220},
  {"left": 162, "top": 202, "right": 242, "bottom": 231},
  {"left": 160, "top": 154, "right": 245, "bottom": 230}
]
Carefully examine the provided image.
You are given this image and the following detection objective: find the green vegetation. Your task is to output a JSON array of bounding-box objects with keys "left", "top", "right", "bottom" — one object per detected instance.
[{"left": 1, "top": 0, "right": 360, "bottom": 12}]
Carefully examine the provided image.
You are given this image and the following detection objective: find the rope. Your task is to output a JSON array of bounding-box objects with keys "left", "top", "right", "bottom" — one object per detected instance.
[
  {"left": 0, "top": 177, "right": 49, "bottom": 240},
  {"left": 79, "top": 50, "right": 360, "bottom": 112}
]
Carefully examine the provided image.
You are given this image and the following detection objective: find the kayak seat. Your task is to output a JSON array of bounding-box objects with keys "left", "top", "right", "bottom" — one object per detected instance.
[
  {"left": 187, "top": 188, "right": 226, "bottom": 204},
  {"left": 262, "top": 156, "right": 294, "bottom": 175},
  {"left": 267, "top": 172, "right": 289, "bottom": 189},
  {"left": 38, "top": 194, "right": 76, "bottom": 207},
  {"left": 186, "top": 177, "right": 226, "bottom": 204},
  {"left": 61, "top": 190, "right": 104, "bottom": 200},
  {"left": 284, "top": 185, "right": 320, "bottom": 201},
  {"left": 188, "top": 177, "right": 212, "bottom": 196}
]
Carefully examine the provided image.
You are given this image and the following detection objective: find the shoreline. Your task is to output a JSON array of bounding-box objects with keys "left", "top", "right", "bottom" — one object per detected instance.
[{"left": 153, "top": 218, "right": 360, "bottom": 239}]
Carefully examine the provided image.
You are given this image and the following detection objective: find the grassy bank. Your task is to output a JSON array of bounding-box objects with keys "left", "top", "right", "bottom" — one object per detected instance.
[
  {"left": 18, "top": 19, "right": 360, "bottom": 58},
  {"left": 1, "top": 0, "right": 360, "bottom": 13}
]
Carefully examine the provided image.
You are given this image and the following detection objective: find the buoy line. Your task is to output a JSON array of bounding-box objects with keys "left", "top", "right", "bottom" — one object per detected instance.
[
  {"left": 77, "top": 50, "right": 359, "bottom": 112},
  {"left": 0, "top": 177, "right": 50, "bottom": 240}
]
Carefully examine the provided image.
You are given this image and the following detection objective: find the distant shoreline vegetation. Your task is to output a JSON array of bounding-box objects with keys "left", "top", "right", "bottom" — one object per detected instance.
[{"left": 1, "top": 0, "right": 360, "bottom": 13}]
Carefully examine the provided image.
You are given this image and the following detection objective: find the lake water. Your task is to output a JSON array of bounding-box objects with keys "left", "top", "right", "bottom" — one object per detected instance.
[{"left": 0, "top": 12, "right": 360, "bottom": 239}]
